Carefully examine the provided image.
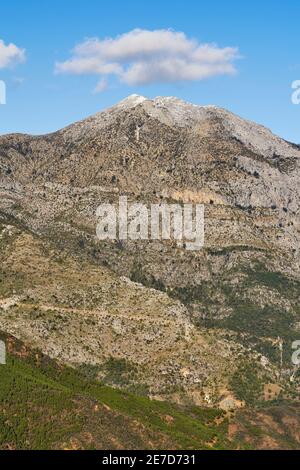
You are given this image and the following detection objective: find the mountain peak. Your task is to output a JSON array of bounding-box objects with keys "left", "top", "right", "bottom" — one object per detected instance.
[
  {"left": 116, "top": 94, "right": 148, "bottom": 109},
  {"left": 62, "top": 94, "right": 300, "bottom": 161}
]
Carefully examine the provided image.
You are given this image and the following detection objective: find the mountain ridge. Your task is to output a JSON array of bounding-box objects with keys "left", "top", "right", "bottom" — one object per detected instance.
[
  {"left": 2, "top": 95, "right": 300, "bottom": 153},
  {"left": 0, "top": 94, "right": 299, "bottom": 410}
]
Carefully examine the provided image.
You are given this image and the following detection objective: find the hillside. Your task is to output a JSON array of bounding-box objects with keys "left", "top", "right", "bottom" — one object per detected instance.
[
  {"left": 0, "top": 95, "right": 299, "bottom": 447},
  {"left": 1, "top": 333, "right": 299, "bottom": 450}
]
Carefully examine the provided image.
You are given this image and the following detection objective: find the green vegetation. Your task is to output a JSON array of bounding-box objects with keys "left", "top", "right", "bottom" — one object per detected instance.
[
  {"left": 130, "top": 262, "right": 166, "bottom": 292},
  {"left": 206, "top": 245, "right": 266, "bottom": 256},
  {"left": 229, "top": 361, "right": 265, "bottom": 406},
  {"left": 233, "top": 405, "right": 300, "bottom": 450},
  {"left": 0, "top": 333, "right": 235, "bottom": 450},
  {"left": 102, "top": 357, "right": 142, "bottom": 390},
  {"left": 245, "top": 268, "right": 299, "bottom": 294},
  {"left": 171, "top": 266, "right": 300, "bottom": 366}
]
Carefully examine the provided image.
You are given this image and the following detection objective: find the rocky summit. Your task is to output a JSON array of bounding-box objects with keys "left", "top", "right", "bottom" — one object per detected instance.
[{"left": 0, "top": 95, "right": 299, "bottom": 414}]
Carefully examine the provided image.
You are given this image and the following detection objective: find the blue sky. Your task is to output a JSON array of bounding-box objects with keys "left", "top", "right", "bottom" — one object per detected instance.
[{"left": 0, "top": 0, "right": 300, "bottom": 142}]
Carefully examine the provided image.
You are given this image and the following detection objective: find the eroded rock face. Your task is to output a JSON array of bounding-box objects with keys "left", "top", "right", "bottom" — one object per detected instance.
[{"left": 0, "top": 96, "right": 299, "bottom": 404}]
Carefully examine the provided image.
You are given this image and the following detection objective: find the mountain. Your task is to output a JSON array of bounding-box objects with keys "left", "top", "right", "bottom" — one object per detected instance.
[{"left": 0, "top": 95, "right": 299, "bottom": 423}]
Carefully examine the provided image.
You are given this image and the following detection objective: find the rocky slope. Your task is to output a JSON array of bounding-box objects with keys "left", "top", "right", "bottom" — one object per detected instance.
[{"left": 0, "top": 95, "right": 299, "bottom": 409}]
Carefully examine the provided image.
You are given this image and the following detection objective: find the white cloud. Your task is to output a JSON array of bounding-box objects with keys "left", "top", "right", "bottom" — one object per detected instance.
[
  {"left": 0, "top": 39, "right": 26, "bottom": 69},
  {"left": 93, "top": 78, "right": 108, "bottom": 94},
  {"left": 56, "top": 29, "right": 239, "bottom": 88}
]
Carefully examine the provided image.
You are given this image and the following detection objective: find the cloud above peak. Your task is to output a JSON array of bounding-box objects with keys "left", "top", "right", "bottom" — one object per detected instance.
[
  {"left": 56, "top": 29, "right": 240, "bottom": 90},
  {"left": 0, "top": 39, "right": 26, "bottom": 69}
]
